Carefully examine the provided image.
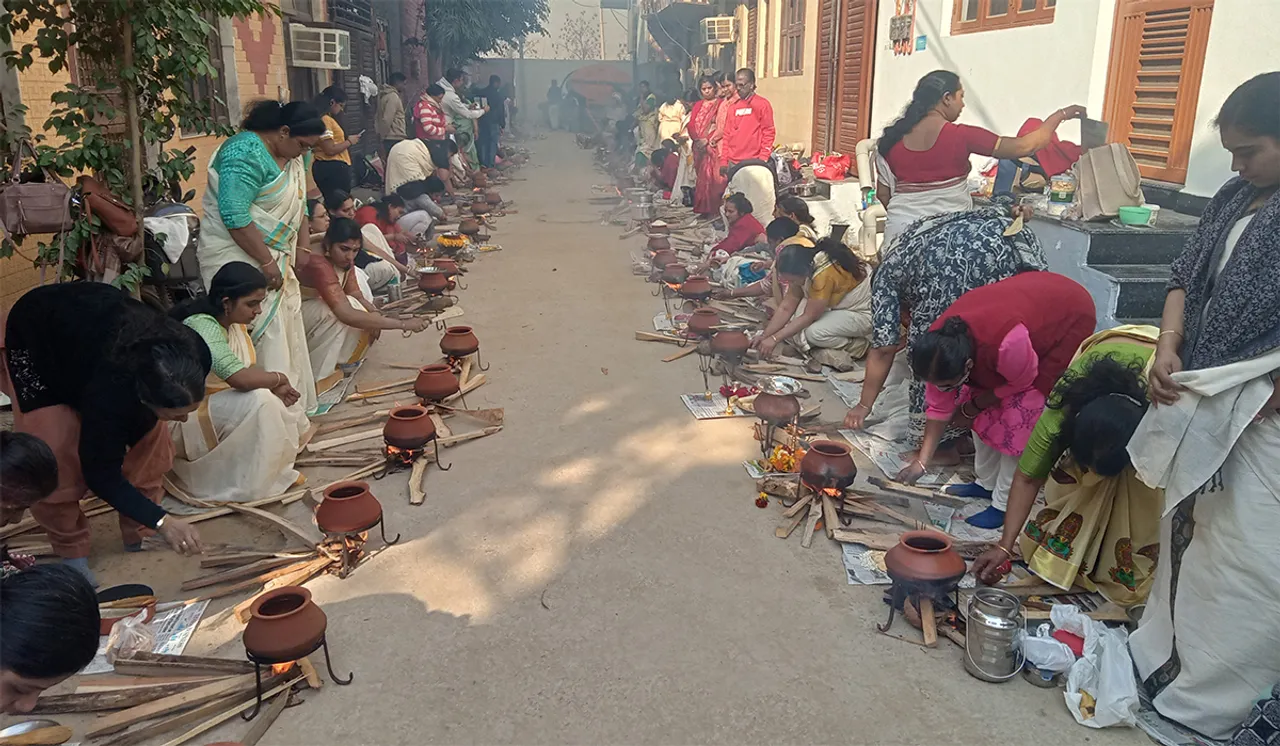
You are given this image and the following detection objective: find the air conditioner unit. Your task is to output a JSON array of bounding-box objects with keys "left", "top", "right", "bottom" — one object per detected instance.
[
  {"left": 701, "top": 16, "right": 736, "bottom": 45},
  {"left": 289, "top": 24, "right": 351, "bottom": 70}
]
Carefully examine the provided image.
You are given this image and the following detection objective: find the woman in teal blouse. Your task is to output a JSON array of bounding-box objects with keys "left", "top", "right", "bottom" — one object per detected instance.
[
  {"left": 168, "top": 262, "right": 309, "bottom": 502},
  {"left": 970, "top": 325, "right": 1163, "bottom": 607}
]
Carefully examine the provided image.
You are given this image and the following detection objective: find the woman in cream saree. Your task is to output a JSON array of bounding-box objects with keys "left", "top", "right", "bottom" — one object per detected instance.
[{"left": 197, "top": 103, "right": 325, "bottom": 415}]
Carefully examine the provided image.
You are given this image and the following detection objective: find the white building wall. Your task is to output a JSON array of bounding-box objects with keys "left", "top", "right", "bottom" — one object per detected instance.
[{"left": 867, "top": 0, "right": 1280, "bottom": 199}]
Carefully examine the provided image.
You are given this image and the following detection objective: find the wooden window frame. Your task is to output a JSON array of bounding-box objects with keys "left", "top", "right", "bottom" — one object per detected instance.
[
  {"left": 951, "top": 0, "right": 1055, "bottom": 35},
  {"left": 778, "top": 0, "right": 805, "bottom": 76}
]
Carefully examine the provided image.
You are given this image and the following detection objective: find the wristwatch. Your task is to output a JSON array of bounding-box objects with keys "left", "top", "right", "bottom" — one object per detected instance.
[{"left": 155, "top": 515, "right": 166, "bottom": 531}]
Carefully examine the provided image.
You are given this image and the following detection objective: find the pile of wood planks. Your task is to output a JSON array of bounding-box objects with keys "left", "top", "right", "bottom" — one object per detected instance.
[{"left": 34, "top": 652, "right": 313, "bottom": 746}]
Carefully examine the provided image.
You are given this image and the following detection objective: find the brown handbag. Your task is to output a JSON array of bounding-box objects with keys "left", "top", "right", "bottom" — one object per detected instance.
[
  {"left": 78, "top": 175, "right": 138, "bottom": 237},
  {"left": 0, "top": 140, "right": 74, "bottom": 236}
]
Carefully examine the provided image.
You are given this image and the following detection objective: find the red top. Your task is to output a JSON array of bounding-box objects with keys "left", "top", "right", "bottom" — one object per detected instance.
[
  {"left": 414, "top": 97, "right": 447, "bottom": 140},
  {"left": 884, "top": 122, "right": 999, "bottom": 185},
  {"left": 714, "top": 212, "right": 765, "bottom": 255},
  {"left": 928, "top": 272, "right": 1096, "bottom": 397},
  {"left": 659, "top": 151, "right": 679, "bottom": 190},
  {"left": 1016, "top": 117, "right": 1081, "bottom": 177},
  {"left": 720, "top": 93, "right": 775, "bottom": 164}
]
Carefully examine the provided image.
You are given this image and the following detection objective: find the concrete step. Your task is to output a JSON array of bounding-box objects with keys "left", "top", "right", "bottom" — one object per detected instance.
[
  {"left": 1092, "top": 264, "right": 1171, "bottom": 321},
  {"left": 1085, "top": 227, "right": 1190, "bottom": 267}
]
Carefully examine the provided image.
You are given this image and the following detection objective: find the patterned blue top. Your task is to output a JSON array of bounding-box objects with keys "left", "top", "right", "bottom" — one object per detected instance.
[{"left": 212, "top": 131, "right": 312, "bottom": 230}]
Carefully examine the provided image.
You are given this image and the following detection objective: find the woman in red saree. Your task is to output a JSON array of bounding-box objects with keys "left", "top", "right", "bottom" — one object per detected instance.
[{"left": 689, "top": 74, "right": 725, "bottom": 216}]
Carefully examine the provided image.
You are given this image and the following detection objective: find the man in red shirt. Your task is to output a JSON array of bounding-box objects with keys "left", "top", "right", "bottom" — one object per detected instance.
[{"left": 720, "top": 68, "right": 775, "bottom": 167}]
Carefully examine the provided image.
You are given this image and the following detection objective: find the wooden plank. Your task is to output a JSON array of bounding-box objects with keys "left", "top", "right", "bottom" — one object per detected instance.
[
  {"left": 114, "top": 652, "right": 254, "bottom": 673},
  {"left": 800, "top": 502, "right": 822, "bottom": 548},
  {"left": 96, "top": 692, "right": 248, "bottom": 746},
  {"left": 155, "top": 675, "right": 303, "bottom": 746},
  {"left": 199, "top": 551, "right": 315, "bottom": 569},
  {"left": 232, "top": 557, "right": 335, "bottom": 623},
  {"left": 180, "top": 556, "right": 301, "bottom": 591},
  {"left": 355, "top": 376, "right": 416, "bottom": 394},
  {"left": 919, "top": 597, "right": 938, "bottom": 648},
  {"left": 774, "top": 509, "right": 807, "bottom": 539},
  {"left": 298, "top": 656, "right": 323, "bottom": 689},
  {"left": 226, "top": 505, "right": 323, "bottom": 548},
  {"left": 821, "top": 494, "right": 839, "bottom": 540},
  {"left": 430, "top": 413, "right": 454, "bottom": 444},
  {"left": 75, "top": 675, "right": 230, "bottom": 693},
  {"left": 781, "top": 493, "right": 813, "bottom": 519},
  {"left": 409, "top": 456, "right": 429, "bottom": 506},
  {"left": 182, "top": 556, "right": 328, "bottom": 605},
  {"left": 84, "top": 674, "right": 258, "bottom": 737},
  {"left": 33, "top": 678, "right": 231, "bottom": 713},
  {"left": 830, "top": 528, "right": 901, "bottom": 550},
  {"left": 865, "top": 476, "right": 968, "bottom": 509},
  {"left": 314, "top": 408, "right": 392, "bottom": 437},
  {"left": 239, "top": 686, "right": 291, "bottom": 746},
  {"left": 306, "top": 426, "right": 384, "bottom": 453},
  {"left": 662, "top": 346, "right": 698, "bottom": 362},
  {"left": 634, "top": 330, "right": 683, "bottom": 346},
  {"left": 443, "top": 372, "right": 485, "bottom": 404}
]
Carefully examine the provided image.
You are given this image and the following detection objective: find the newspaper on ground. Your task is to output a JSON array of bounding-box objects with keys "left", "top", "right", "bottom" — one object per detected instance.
[
  {"left": 839, "top": 429, "right": 964, "bottom": 487},
  {"left": 681, "top": 393, "right": 750, "bottom": 419},
  {"left": 82, "top": 600, "right": 211, "bottom": 675},
  {"left": 312, "top": 360, "right": 361, "bottom": 416},
  {"left": 652, "top": 311, "right": 675, "bottom": 332},
  {"left": 841, "top": 542, "right": 892, "bottom": 585},
  {"left": 742, "top": 459, "right": 770, "bottom": 479}
]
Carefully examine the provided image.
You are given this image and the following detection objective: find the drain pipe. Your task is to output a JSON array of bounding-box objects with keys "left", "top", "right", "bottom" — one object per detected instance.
[{"left": 854, "top": 139, "right": 886, "bottom": 262}]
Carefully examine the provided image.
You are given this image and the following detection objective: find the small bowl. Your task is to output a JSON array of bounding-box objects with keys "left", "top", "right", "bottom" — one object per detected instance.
[{"left": 1117, "top": 205, "right": 1152, "bottom": 226}]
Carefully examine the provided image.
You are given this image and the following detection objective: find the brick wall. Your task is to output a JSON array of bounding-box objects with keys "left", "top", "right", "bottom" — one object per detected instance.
[{"left": 4, "top": 5, "right": 289, "bottom": 310}]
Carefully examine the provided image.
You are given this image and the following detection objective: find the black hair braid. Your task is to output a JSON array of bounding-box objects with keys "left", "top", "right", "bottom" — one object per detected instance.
[
  {"left": 813, "top": 236, "right": 867, "bottom": 281},
  {"left": 878, "top": 70, "right": 961, "bottom": 158},
  {"left": 1050, "top": 354, "right": 1150, "bottom": 476}
]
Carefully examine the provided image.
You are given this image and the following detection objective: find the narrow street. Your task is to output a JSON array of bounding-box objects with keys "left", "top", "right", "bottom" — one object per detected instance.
[{"left": 179, "top": 134, "right": 1145, "bottom": 744}]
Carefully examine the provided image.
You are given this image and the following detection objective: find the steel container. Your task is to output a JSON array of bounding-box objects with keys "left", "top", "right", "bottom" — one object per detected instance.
[{"left": 964, "top": 588, "right": 1025, "bottom": 683}]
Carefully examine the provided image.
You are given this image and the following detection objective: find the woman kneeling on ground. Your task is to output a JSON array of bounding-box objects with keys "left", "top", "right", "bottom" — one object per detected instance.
[
  {"left": 969, "top": 325, "right": 1163, "bottom": 607},
  {"left": 900, "top": 273, "right": 1095, "bottom": 529},
  {"left": 752, "top": 237, "right": 873, "bottom": 370},
  {"left": 299, "top": 218, "right": 430, "bottom": 391},
  {"left": 170, "top": 262, "right": 309, "bottom": 502},
  {"left": 691, "top": 192, "right": 765, "bottom": 277},
  {"left": 1, "top": 564, "right": 100, "bottom": 714},
  {"left": 1, "top": 283, "right": 209, "bottom": 582},
  {"left": 715, "top": 217, "right": 815, "bottom": 305}
]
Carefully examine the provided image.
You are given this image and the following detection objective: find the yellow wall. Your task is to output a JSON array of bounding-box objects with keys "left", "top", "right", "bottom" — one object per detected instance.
[
  {"left": 3, "top": 8, "right": 289, "bottom": 309},
  {"left": 735, "top": 0, "right": 819, "bottom": 153}
]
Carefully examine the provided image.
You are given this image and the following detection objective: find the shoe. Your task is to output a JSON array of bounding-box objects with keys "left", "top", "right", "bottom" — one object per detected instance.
[
  {"left": 965, "top": 506, "right": 1006, "bottom": 530},
  {"left": 124, "top": 542, "right": 144, "bottom": 553},
  {"left": 943, "top": 482, "right": 993, "bottom": 499}
]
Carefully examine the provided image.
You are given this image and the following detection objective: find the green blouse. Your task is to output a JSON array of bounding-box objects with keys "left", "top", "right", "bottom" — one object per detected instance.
[
  {"left": 183, "top": 314, "right": 245, "bottom": 381},
  {"left": 212, "top": 131, "right": 312, "bottom": 230},
  {"left": 1016, "top": 340, "right": 1155, "bottom": 480}
]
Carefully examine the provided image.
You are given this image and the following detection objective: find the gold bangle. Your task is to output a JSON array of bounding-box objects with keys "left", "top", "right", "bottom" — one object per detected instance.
[
  {"left": 1158, "top": 329, "right": 1183, "bottom": 340},
  {"left": 994, "top": 544, "right": 1014, "bottom": 558}
]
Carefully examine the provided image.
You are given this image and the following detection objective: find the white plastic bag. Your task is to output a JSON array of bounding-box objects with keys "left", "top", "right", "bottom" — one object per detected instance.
[
  {"left": 1023, "top": 635, "right": 1076, "bottom": 674},
  {"left": 1053, "top": 604, "right": 1138, "bottom": 728},
  {"left": 104, "top": 614, "right": 157, "bottom": 664}
]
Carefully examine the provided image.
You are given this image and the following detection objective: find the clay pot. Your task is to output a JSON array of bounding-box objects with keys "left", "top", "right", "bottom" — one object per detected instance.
[
  {"left": 316, "top": 480, "right": 383, "bottom": 534},
  {"left": 473, "top": 172, "right": 489, "bottom": 188},
  {"left": 661, "top": 263, "right": 688, "bottom": 285},
  {"left": 799, "top": 440, "right": 857, "bottom": 491},
  {"left": 709, "top": 330, "right": 750, "bottom": 358},
  {"left": 417, "top": 271, "right": 449, "bottom": 294},
  {"left": 884, "top": 530, "right": 968, "bottom": 584},
  {"left": 434, "top": 258, "right": 460, "bottom": 276},
  {"left": 687, "top": 308, "right": 720, "bottom": 337},
  {"left": 753, "top": 392, "right": 800, "bottom": 426},
  {"left": 470, "top": 202, "right": 490, "bottom": 216},
  {"left": 458, "top": 218, "right": 481, "bottom": 236},
  {"left": 243, "top": 586, "right": 328, "bottom": 662},
  {"left": 647, "top": 236, "right": 671, "bottom": 251},
  {"left": 440, "top": 326, "right": 480, "bottom": 358},
  {"left": 485, "top": 190, "right": 503, "bottom": 205},
  {"left": 651, "top": 249, "right": 677, "bottom": 269},
  {"left": 649, "top": 222, "right": 670, "bottom": 235},
  {"left": 382, "top": 405, "right": 436, "bottom": 449},
  {"left": 415, "top": 363, "right": 459, "bottom": 402},
  {"left": 679, "top": 275, "right": 712, "bottom": 299}
]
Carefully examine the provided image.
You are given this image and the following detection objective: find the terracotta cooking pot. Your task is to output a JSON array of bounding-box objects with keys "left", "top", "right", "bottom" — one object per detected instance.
[
  {"left": 884, "top": 530, "right": 968, "bottom": 584},
  {"left": 458, "top": 218, "right": 481, "bottom": 236},
  {"left": 649, "top": 222, "right": 670, "bottom": 235},
  {"left": 799, "top": 440, "right": 857, "bottom": 491},
  {"left": 647, "top": 236, "right": 671, "bottom": 251},
  {"left": 316, "top": 480, "right": 383, "bottom": 534},
  {"left": 650, "top": 249, "right": 677, "bottom": 268},
  {"left": 382, "top": 404, "right": 436, "bottom": 449},
  {"left": 470, "top": 202, "right": 490, "bottom": 216},
  {"left": 433, "top": 258, "right": 460, "bottom": 278},
  {"left": 686, "top": 308, "right": 720, "bottom": 337},
  {"left": 243, "top": 586, "right": 328, "bottom": 662},
  {"left": 709, "top": 329, "right": 750, "bottom": 358},
  {"left": 661, "top": 263, "right": 689, "bottom": 285},
  {"left": 679, "top": 275, "right": 712, "bottom": 299},
  {"left": 753, "top": 392, "right": 800, "bottom": 426},
  {"left": 415, "top": 363, "right": 460, "bottom": 402},
  {"left": 417, "top": 271, "right": 449, "bottom": 294},
  {"left": 473, "top": 172, "right": 489, "bottom": 188},
  {"left": 440, "top": 326, "right": 480, "bottom": 358},
  {"left": 485, "top": 190, "right": 503, "bottom": 205}
]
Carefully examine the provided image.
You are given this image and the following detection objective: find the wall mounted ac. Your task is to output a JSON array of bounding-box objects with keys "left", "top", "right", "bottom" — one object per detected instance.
[
  {"left": 701, "top": 16, "right": 737, "bottom": 45},
  {"left": 289, "top": 24, "right": 351, "bottom": 70}
]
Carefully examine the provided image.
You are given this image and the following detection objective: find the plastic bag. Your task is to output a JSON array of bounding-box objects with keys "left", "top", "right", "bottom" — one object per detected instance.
[
  {"left": 104, "top": 613, "right": 157, "bottom": 664},
  {"left": 1053, "top": 605, "right": 1138, "bottom": 728},
  {"left": 1024, "top": 635, "right": 1076, "bottom": 673},
  {"left": 812, "top": 152, "right": 851, "bottom": 182}
]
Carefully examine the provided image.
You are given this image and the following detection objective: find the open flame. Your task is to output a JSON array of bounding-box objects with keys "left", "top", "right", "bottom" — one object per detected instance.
[{"left": 271, "top": 661, "right": 296, "bottom": 676}]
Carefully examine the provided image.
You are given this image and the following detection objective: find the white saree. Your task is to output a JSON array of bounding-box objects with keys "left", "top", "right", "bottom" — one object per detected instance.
[
  {"left": 198, "top": 143, "right": 317, "bottom": 414},
  {"left": 301, "top": 267, "right": 374, "bottom": 394},
  {"left": 170, "top": 325, "right": 307, "bottom": 502}
]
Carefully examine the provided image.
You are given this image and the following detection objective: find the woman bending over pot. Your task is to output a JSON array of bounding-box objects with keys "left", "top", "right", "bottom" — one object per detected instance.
[
  {"left": 970, "top": 326, "right": 1163, "bottom": 607},
  {"left": 901, "top": 272, "right": 1095, "bottom": 529},
  {"left": 299, "top": 218, "right": 430, "bottom": 391},
  {"left": 169, "top": 262, "right": 309, "bottom": 502}
]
